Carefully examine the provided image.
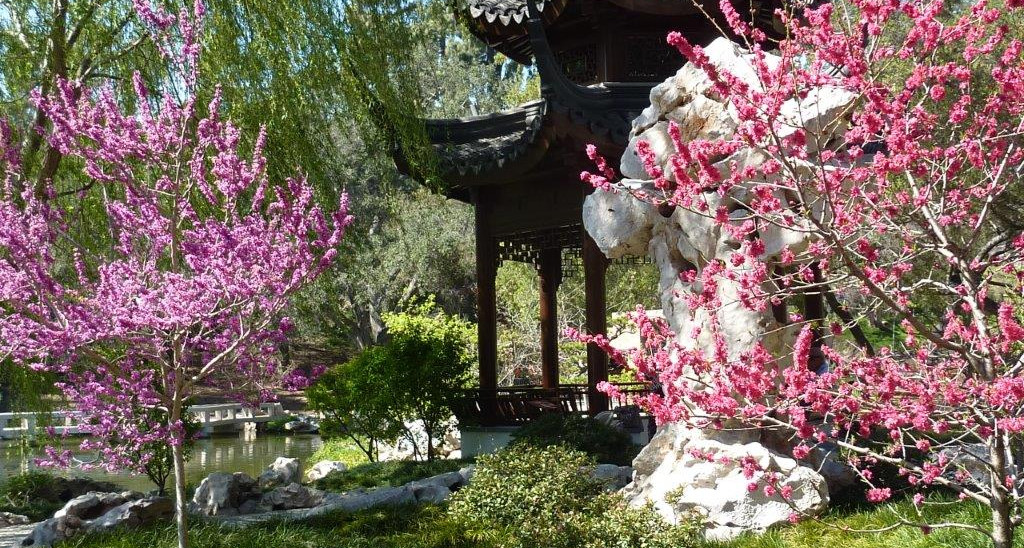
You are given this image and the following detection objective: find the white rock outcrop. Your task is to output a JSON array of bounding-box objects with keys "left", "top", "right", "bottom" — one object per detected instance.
[
  {"left": 259, "top": 457, "right": 302, "bottom": 489},
  {"left": 19, "top": 492, "right": 172, "bottom": 547},
  {"left": 582, "top": 37, "right": 857, "bottom": 539},
  {"left": 624, "top": 424, "right": 828, "bottom": 540},
  {"left": 190, "top": 472, "right": 259, "bottom": 517},
  {"left": 305, "top": 460, "right": 348, "bottom": 483}
]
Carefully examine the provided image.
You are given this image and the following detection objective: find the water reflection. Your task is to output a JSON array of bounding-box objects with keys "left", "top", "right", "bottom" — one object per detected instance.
[{"left": 0, "top": 434, "right": 323, "bottom": 493}]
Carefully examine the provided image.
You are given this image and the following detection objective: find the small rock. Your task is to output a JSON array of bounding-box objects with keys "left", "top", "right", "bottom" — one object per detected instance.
[
  {"left": 190, "top": 472, "right": 258, "bottom": 517},
  {"left": 259, "top": 483, "right": 324, "bottom": 511},
  {"left": 0, "top": 513, "right": 30, "bottom": 528},
  {"left": 591, "top": 464, "right": 634, "bottom": 491},
  {"left": 259, "top": 457, "right": 301, "bottom": 489},
  {"left": 305, "top": 460, "right": 347, "bottom": 483},
  {"left": 458, "top": 465, "right": 475, "bottom": 485}
]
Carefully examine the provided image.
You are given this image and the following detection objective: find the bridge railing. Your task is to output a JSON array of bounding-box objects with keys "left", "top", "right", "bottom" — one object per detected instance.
[{"left": 0, "top": 402, "right": 288, "bottom": 439}]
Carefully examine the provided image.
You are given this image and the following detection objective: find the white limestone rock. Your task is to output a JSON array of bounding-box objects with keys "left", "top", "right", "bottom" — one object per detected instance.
[
  {"left": 259, "top": 457, "right": 301, "bottom": 489},
  {"left": 305, "top": 460, "right": 348, "bottom": 483},
  {"left": 190, "top": 472, "right": 258, "bottom": 517},
  {"left": 623, "top": 425, "right": 828, "bottom": 541},
  {"left": 20, "top": 492, "right": 171, "bottom": 547},
  {"left": 582, "top": 184, "right": 658, "bottom": 259}
]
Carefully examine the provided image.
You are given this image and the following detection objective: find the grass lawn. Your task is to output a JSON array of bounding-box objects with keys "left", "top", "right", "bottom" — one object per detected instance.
[
  {"left": 714, "top": 494, "right": 999, "bottom": 548},
  {"left": 308, "top": 438, "right": 372, "bottom": 469},
  {"left": 64, "top": 504, "right": 504, "bottom": 548},
  {"left": 65, "top": 493, "right": 1014, "bottom": 548}
]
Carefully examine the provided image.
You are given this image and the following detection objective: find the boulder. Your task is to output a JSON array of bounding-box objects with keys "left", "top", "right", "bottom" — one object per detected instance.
[
  {"left": 410, "top": 481, "right": 451, "bottom": 505},
  {"left": 259, "top": 457, "right": 301, "bottom": 489},
  {"left": 937, "top": 443, "right": 994, "bottom": 488},
  {"left": 20, "top": 492, "right": 170, "bottom": 547},
  {"left": 305, "top": 460, "right": 348, "bottom": 483},
  {"left": 259, "top": 483, "right": 325, "bottom": 511},
  {"left": 623, "top": 425, "right": 829, "bottom": 541},
  {"left": 85, "top": 498, "right": 173, "bottom": 532},
  {"left": 0, "top": 513, "right": 30, "bottom": 528},
  {"left": 190, "top": 472, "right": 258, "bottom": 517},
  {"left": 591, "top": 464, "right": 634, "bottom": 491},
  {"left": 319, "top": 486, "right": 416, "bottom": 513},
  {"left": 582, "top": 184, "right": 658, "bottom": 259}
]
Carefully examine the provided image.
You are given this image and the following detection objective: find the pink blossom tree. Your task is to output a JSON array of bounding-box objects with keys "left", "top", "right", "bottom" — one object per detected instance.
[
  {"left": 579, "top": 0, "right": 1024, "bottom": 546},
  {"left": 0, "top": 2, "right": 350, "bottom": 547}
]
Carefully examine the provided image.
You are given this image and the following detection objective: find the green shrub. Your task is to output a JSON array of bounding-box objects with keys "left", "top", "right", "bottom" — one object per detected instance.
[
  {"left": 0, "top": 471, "right": 63, "bottom": 521},
  {"left": 308, "top": 298, "right": 475, "bottom": 461},
  {"left": 314, "top": 459, "right": 469, "bottom": 492},
  {"left": 448, "top": 445, "right": 603, "bottom": 548},
  {"left": 449, "top": 445, "right": 700, "bottom": 548},
  {"left": 509, "top": 413, "right": 640, "bottom": 466},
  {"left": 583, "top": 495, "right": 704, "bottom": 548},
  {"left": 264, "top": 415, "right": 299, "bottom": 435},
  {"left": 307, "top": 348, "right": 406, "bottom": 462}
]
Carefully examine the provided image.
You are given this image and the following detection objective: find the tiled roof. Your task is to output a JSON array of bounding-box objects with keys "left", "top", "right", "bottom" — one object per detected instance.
[
  {"left": 426, "top": 99, "right": 548, "bottom": 177},
  {"left": 466, "top": 0, "right": 550, "bottom": 26}
]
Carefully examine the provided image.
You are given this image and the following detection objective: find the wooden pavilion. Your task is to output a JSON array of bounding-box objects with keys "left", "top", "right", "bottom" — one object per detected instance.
[{"left": 401, "top": 0, "right": 777, "bottom": 427}]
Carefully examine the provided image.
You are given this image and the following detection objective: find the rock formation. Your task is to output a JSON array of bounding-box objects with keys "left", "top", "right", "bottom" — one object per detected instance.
[
  {"left": 582, "top": 37, "right": 857, "bottom": 539},
  {"left": 19, "top": 492, "right": 172, "bottom": 547}
]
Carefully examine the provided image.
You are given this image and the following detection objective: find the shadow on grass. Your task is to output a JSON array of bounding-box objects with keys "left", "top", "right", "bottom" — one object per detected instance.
[{"left": 64, "top": 504, "right": 503, "bottom": 548}]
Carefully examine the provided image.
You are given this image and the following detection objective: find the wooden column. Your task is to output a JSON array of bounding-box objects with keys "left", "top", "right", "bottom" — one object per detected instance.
[
  {"left": 584, "top": 232, "right": 610, "bottom": 413},
  {"left": 539, "top": 247, "right": 562, "bottom": 390},
  {"left": 473, "top": 189, "right": 498, "bottom": 393}
]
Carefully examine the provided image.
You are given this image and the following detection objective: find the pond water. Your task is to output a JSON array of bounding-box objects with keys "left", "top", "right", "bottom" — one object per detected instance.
[{"left": 0, "top": 434, "right": 323, "bottom": 493}]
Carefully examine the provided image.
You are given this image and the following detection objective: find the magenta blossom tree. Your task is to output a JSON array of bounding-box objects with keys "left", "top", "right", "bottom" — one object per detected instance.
[
  {"left": 577, "top": 0, "right": 1024, "bottom": 546},
  {"left": 0, "top": 2, "right": 350, "bottom": 546}
]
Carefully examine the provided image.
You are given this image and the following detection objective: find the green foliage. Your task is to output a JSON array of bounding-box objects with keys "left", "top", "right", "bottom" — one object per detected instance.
[
  {"left": 293, "top": 189, "right": 475, "bottom": 356},
  {"left": 381, "top": 299, "right": 475, "bottom": 460},
  {"left": 448, "top": 445, "right": 603, "bottom": 547},
  {"left": 313, "top": 459, "right": 470, "bottom": 493},
  {"left": 0, "top": 471, "right": 63, "bottom": 521},
  {"left": 449, "top": 445, "right": 694, "bottom": 548},
  {"left": 509, "top": 414, "right": 641, "bottom": 466},
  {"left": 308, "top": 348, "right": 406, "bottom": 461},
  {"left": 582, "top": 495, "right": 704, "bottom": 548},
  {"left": 309, "top": 298, "right": 474, "bottom": 460}
]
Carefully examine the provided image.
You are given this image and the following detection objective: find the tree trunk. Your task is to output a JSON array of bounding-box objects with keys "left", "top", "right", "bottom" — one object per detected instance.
[
  {"left": 425, "top": 425, "right": 434, "bottom": 461},
  {"left": 990, "top": 437, "right": 1014, "bottom": 548},
  {"left": 170, "top": 400, "right": 189, "bottom": 548},
  {"left": 172, "top": 441, "right": 188, "bottom": 548}
]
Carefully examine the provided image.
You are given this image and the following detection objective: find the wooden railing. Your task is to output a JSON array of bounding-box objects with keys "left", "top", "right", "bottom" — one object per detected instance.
[{"left": 455, "top": 382, "right": 651, "bottom": 427}]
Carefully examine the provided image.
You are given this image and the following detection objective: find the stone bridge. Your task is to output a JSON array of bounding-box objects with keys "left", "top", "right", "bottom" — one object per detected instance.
[{"left": 0, "top": 402, "right": 287, "bottom": 439}]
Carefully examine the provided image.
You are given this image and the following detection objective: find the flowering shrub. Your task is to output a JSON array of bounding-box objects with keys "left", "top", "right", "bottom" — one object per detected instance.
[
  {"left": 577, "top": 0, "right": 1024, "bottom": 546},
  {"left": 0, "top": 2, "right": 350, "bottom": 546}
]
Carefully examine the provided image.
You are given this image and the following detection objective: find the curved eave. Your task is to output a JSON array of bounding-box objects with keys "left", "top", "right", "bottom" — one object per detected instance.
[
  {"left": 459, "top": 0, "right": 567, "bottom": 65},
  {"left": 399, "top": 99, "right": 555, "bottom": 197}
]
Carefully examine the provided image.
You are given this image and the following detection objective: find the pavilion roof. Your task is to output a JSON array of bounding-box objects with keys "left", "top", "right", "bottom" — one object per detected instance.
[{"left": 426, "top": 99, "right": 549, "bottom": 179}]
